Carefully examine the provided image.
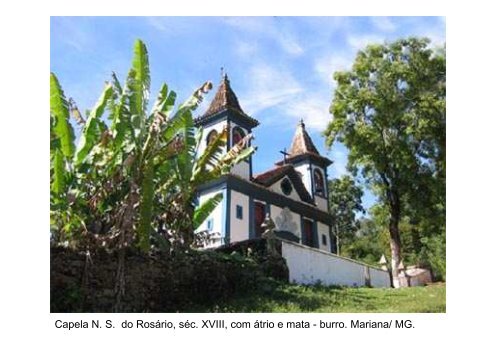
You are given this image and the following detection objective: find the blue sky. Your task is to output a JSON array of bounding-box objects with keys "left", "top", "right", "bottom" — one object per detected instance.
[{"left": 50, "top": 16, "right": 445, "bottom": 210}]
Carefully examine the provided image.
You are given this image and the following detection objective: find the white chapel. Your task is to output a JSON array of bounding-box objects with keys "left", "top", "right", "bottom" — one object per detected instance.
[{"left": 195, "top": 74, "right": 336, "bottom": 253}]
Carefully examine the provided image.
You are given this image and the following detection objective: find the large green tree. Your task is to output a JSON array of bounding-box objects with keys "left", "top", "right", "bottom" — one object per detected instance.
[
  {"left": 324, "top": 37, "right": 445, "bottom": 287},
  {"left": 328, "top": 175, "right": 364, "bottom": 255}
]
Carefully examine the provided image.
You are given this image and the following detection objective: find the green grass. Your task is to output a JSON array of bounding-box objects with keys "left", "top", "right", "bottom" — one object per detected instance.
[{"left": 201, "top": 282, "right": 446, "bottom": 313}]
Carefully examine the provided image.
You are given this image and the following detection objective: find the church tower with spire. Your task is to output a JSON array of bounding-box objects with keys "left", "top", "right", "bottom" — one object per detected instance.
[
  {"left": 194, "top": 73, "right": 259, "bottom": 179},
  {"left": 195, "top": 74, "right": 335, "bottom": 253},
  {"left": 276, "top": 119, "right": 333, "bottom": 212}
]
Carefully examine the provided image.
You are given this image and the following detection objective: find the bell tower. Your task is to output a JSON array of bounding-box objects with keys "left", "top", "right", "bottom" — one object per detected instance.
[
  {"left": 194, "top": 73, "right": 259, "bottom": 179},
  {"left": 276, "top": 120, "right": 333, "bottom": 212}
]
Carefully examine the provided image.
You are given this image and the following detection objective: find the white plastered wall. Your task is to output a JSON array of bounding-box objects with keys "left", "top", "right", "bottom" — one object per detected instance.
[
  {"left": 317, "top": 222, "right": 331, "bottom": 252},
  {"left": 281, "top": 240, "right": 391, "bottom": 288},
  {"left": 315, "top": 196, "right": 328, "bottom": 212},
  {"left": 293, "top": 162, "right": 312, "bottom": 196},
  {"left": 196, "top": 188, "right": 225, "bottom": 248},
  {"left": 230, "top": 190, "right": 249, "bottom": 243},
  {"left": 231, "top": 161, "right": 250, "bottom": 179},
  {"left": 269, "top": 176, "right": 302, "bottom": 202},
  {"left": 270, "top": 205, "right": 301, "bottom": 239}
]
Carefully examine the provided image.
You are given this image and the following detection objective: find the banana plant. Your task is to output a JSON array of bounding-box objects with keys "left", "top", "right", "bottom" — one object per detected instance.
[{"left": 50, "top": 39, "right": 256, "bottom": 253}]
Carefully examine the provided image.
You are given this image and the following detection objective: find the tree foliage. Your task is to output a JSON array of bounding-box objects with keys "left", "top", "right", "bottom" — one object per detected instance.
[
  {"left": 50, "top": 39, "right": 256, "bottom": 253},
  {"left": 324, "top": 37, "right": 445, "bottom": 286},
  {"left": 328, "top": 175, "right": 364, "bottom": 254},
  {"left": 342, "top": 217, "right": 388, "bottom": 266}
]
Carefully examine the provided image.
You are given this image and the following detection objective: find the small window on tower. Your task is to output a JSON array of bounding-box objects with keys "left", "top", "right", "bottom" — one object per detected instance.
[
  {"left": 236, "top": 205, "right": 243, "bottom": 219},
  {"left": 314, "top": 169, "right": 325, "bottom": 197},
  {"left": 232, "top": 127, "right": 246, "bottom": 146},
  {"left": 207, "top": 218, "right": 213, "bottom": 231},
  {"left": 322, "top": 234, "right": 327, "bottom": 246},
  {"left": 206, "top": 129, "right": 218, "bottom": 146}
]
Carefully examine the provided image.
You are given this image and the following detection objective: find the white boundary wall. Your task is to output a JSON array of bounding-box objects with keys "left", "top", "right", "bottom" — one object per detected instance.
[{"left": 281, "top": 240, "right": 391, "bottom": 288}]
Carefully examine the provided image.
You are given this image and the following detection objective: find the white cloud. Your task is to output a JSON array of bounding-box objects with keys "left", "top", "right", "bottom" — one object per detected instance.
[
  {"left": 238, "top": 63, "right": 335, "bottom": 133},
  {"left": 347, "top": 34, "right": 385, "bottom": 51},
  {"left": 235, "top": 53, "right": 345, "bottom": 133},
  {"left": 239, "top": 63, "right": 303, "bottom": 115},
  {"left": 146, "top": 17, "right": 217, "bottom": 36},
  {"left": 147, "top": 17, "right": 168, "bottom": 32},
  {"left": 53, "top": 18, "right": 92, "bottom": 52},
  {"left": 371, "top": 17, "right": 397, "bottom": 32},
  {"left": 299, "top": 17, "right": 353, "bottom": 37},
  {"left": 284, "top": 94, "right": 332, "bottom": 132},
  {"left": 276, "top": 34, "right": 304, "bottom": 56},
  {"left": 235, "top": 41, "right": 259, "bottom": 57},
  {"left": 315, "top": 53, "right": 353, "bottom": 86},
  {"left": 421, "top": 28, "right": 446, "bottom": 47},
  {"left": 223, "top": 17, "right": 304, "bottom": 56}
]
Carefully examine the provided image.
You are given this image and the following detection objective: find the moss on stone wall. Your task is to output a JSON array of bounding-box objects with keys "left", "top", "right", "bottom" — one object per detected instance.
[{"left": 50, "top": 245, "right": 288, "bottom": 313}]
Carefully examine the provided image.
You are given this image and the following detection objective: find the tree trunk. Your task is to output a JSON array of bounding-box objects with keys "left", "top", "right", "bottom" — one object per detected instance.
[
  {"left": 388, "top": 187, "right": 403, "bottom": 288},
  {"left": 389, "top": 215, "right": 403, "bottom": 288},
  {"left": 113, "top": 182, "right": 139, "bottom": 312}
]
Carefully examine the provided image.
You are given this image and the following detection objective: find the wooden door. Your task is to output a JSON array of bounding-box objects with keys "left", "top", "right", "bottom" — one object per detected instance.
[
  {"left": 303, "top": 219, "right": 314, "bottom": 247},
  {"left": 254, "top": 202, "right": 266, "bottom": 238}
]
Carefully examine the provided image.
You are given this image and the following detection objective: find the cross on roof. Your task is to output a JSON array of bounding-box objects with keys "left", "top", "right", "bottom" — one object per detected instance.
[{"left": 279, "top": 147, "right": 290, "bottom": 164}]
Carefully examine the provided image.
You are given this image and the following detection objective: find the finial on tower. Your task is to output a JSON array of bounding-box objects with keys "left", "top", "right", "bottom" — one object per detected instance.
[
  {"left": 299, "top": 118, "right": 305, "bottom": 128},
  {"left": 220, "top": 66, "right": 228, "bottom": 81}
]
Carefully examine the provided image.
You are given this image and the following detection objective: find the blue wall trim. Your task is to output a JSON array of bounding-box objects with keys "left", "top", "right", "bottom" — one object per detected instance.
[
  {"left": 220, "top": 188, "right": 228, "bottom": 242},
  {"left": 249, "top": 131, "right": 253, "bottom": 179},
  {"left": 309, "top": 161, "right": 314, "bottom": 202},
  {"left": 194, "top": 111, "right": 228, "bottom": 128},
  {"left": 198, "top": 182, "right": 226, "bottom": 196},
  {"left": 198, "top": 175, "right": 334, "bottom": 225},
  {"left": 324, "top": 166, "right": 331, "bottom": 213},
  {"left": 195, "top": 109, "right": 259, "bottom": 131},
  {"left": 249, "top": 197, "right": 255, "bottom": 239},
  {"left": 225, "top": 188, "right": 231, "bottom": 245}
]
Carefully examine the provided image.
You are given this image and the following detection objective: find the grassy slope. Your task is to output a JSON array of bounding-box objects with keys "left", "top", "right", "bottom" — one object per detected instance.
[{"left": 201, "top": 282, "right": 446, "bottom": 313}]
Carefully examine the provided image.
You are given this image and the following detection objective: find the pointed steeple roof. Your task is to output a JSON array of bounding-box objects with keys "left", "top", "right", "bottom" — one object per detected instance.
[
  {"left": 195, "top": 74, "right": 259, "bottom": 128},
  {"left": 202, "top": 74, "right": 245, "bottom": 117},
  {"left": 289, "top": 119, "right": 320, "bottom": 156},
  {"left": 276, "top": 120, "right": 332, "bottom": 167}
]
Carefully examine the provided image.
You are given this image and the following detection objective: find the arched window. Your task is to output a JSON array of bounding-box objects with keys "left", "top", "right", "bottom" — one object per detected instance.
[
  {"left": 232, "top": 127, "right": 246, "bottom": 146},
  {"left": 314, "top": 169, "right": 325, "bottom": 196},
  {"left": 206, "top": 129, "right": 218, "bottom": 146}
]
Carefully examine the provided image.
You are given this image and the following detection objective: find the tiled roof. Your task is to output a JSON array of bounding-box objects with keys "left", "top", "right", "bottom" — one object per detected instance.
[
  {"left": 253, "top": 165, "right": 291, "bottom": 185},
  {"left": 275, "top": 120, "right": 332, "bottom": 167},
  {"left": 290, "top": 119, "right": 319, "bottom": 156},
  {"left": 202, "top": 74, "right": 244, "bottom": 117},
  {"left": 195, "top": 74, "right": 260, "bottom": 128},
  {"left": 253, "top": 164, "right": 314, "bottom": 204}
]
